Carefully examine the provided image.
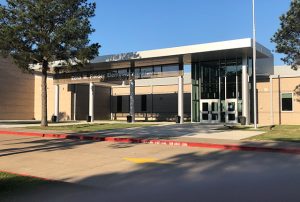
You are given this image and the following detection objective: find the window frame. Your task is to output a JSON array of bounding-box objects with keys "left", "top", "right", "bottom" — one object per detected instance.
[{"left": 281, "top": 92, "right": 294, "bottom": 112}]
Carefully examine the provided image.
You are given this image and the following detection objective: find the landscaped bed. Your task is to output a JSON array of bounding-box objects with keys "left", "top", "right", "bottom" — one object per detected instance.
[{"left": 26, "top": 123, "right": 156, "bottom": 132}]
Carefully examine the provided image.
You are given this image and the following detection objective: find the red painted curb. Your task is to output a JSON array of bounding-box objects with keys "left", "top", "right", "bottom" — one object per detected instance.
[
  {"left": 0, "top": 130, "right": 67, "bottom": 139},
  {"left": 0, "top": 169, "right": 53, "bottom": 181},
  {"left": 0, "top": 130, "right": 105, "bottom": 141},
  {"left": 1, "top": 130, "right": 300, "bottom": 155},
  {"left": 142, "top": 139, "right": 300, "bottom": 154}
]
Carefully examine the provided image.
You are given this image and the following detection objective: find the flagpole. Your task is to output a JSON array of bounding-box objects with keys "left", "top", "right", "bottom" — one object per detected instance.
[{"left": 252, "top": 0, "right": 257, "bottom": 129}]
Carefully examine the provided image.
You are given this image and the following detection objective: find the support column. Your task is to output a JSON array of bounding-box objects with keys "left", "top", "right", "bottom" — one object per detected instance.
[
  {"left": 178, "top": 56, "right": 184, "bottom": 124},
  {"left": 242, "top": 58, "right": 250, "bottom": 125},
  {"left": 89, "top": 82, "right": 94, "bottom": 122},
  {"left": 270, "top": 76, "right": 274, "bottom": 125},
  {"left": 129, "top": 62, "right": 135, "bottom": 123},
  {"left": 178, "top": 75, "right": 184, "bottom": 124},
  {"left": 110, "top": 87, "right": 113, "bottom": 121},
  {"left": 54, "top": 84, "right": 59, "bottom": 122},
  {"left": 73, "top": 85, "right": 77, "bottom": 121}
]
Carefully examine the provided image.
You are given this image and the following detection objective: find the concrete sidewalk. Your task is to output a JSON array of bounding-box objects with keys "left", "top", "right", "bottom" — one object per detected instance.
[
  {"left": 0, "top": 124, "right": 300, "bottom": 154},
  {"left": 0, "top": 123, "right": 263, "bottom": 140},
  {"left": 0, "top": 120, "right": 161, "bottom": 128}
]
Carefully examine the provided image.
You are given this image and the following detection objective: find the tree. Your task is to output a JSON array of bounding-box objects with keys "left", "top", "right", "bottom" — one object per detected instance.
[
  {"left": 0, "top": 0, "right": 100, "bottom": 126},
  {"left": 271, "top": 0, "right": 300, "bottom": 70}
]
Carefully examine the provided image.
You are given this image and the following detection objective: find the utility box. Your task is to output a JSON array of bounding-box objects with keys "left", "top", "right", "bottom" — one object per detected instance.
[
  {"left": 87, "top": 115, "right": 92, "bottom": 122},
  {"left": 239, "top": 116, "right": 246, "bottom": 125},
  {"left": 176, "top": 115, "right": 181, "bottom": 124},
  {"left": 51, "top": 115, "right": 57, "bottom": 123},
  {"left": 127, "top": 115, "right": 132, "bottom": 123}
]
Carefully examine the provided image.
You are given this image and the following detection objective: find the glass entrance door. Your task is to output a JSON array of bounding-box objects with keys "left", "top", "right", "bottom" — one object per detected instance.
[
  {"left": 225, "top": 99, "right": 238, "bottom": 123},
  {"left": 200, "top": 99, "right": 220, "bottom": 123},
  {"left": 192, "top": 59, "right": 243, "bottom": 124}
]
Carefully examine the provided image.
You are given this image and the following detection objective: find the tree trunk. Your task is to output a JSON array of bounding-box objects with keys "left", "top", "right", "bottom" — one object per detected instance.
[{"left": 41, "top": 61, "right": 48, "bottom": 127}]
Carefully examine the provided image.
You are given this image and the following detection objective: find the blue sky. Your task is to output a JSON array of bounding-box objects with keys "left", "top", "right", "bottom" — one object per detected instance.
[
  {"left": 0, "top": 0, "right": 291, "bottom": 65},
  {"left": 90, "top": 0, "right": 291, "bottom": 65}
]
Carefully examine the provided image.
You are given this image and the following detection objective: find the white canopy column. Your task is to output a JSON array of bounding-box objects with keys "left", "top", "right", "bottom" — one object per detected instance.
[
  {"left": 178, "top": 56, "right": 184, "bottom": 124},
  {"left": 242, "top": 57, "right": 250, "bottom": 125}
]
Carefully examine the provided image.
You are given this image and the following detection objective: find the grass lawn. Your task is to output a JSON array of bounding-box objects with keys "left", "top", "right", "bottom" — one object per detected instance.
[
  {"left": 0, "top": 172, "right": 48, "bottom": 197},
  {"left": 245, "top": 125, "right": 300, "bottom": 143},
  {"left": 27, "top": 123, "right": 156, "bottom": 132}
]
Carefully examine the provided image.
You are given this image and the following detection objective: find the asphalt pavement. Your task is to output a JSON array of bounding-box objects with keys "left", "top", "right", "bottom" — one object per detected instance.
[{"left": 1, "top": 134, "right": 300, "bottom": 202}]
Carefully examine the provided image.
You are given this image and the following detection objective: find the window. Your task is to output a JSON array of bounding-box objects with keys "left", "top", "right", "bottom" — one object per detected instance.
[
  {"left": 162, "top": 64, "right": 179, "bottom": 72},
  {"left": 117, "top": 96, "right": 122, "bottom": 112},
  {"left": 141, "top": 95, "right": 147, "bottom": 111},
  {"left": 153, "top": 66, "right": 162, "bottom": 75},
  {"left": 140, "top": 67, "right": 153, "bottom": 78},
  {"left": 281, "top": 93, "right": 293, "bottom": 112},
  {"left": 135, "top": 68, "right": 141, "bottom": 79}
]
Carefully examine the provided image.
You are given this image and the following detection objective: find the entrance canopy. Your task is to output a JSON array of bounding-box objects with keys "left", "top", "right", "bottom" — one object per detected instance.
[{"left": 52, "top": 38, "right": 272, "bottom": 85}]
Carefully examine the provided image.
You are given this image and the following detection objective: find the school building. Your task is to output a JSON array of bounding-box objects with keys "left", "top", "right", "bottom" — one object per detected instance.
[{"left": 0, "top": 38, "right": 299, "bottom": 125}]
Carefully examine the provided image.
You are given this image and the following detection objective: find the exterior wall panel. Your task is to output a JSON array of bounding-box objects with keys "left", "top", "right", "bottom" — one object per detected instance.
[
  {"left": 258, "top": 77, "right": 300, "bottom": 125},
  {"left": 34, "top": 76, "right": 72, "bottom": 121},
  {"left": 0, "top": 57, "right": 34, "bottom": 120}
]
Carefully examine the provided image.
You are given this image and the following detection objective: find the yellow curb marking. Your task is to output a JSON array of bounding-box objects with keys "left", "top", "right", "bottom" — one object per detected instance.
[{"left": 123, "top": 157, "right": 164, "bottom": 164}]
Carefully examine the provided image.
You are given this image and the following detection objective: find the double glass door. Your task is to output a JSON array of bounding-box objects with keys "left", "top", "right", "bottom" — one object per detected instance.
[
  {"left": 191, "top": 59, "right": 243, "bottom": 124},
  {"left": 200, "top": 99, "right": 220, "bottom": 123},
  {"left": 200, "top": 99, "right": 238, "bottom": 123}
]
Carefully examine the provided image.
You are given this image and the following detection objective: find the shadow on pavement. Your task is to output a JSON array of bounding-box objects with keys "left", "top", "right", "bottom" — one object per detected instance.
[
  {"left": 0, "top": 138, "right": 96, "bottom": 157},
  {"left": 58, "top": 123, "right": 236, "bottom": 139},
  {"left": 3, "top": 139, "right": 300, "bottom": 202}
]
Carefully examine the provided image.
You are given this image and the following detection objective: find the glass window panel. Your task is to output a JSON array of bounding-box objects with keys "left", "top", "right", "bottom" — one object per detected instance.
[
  {"left": 117, "top": 96, "right": 122, "bottom": 112},
  {"left": 202, "top": 103, "right": 209, "bottom": 111},
  {"left": 141, "top": 95, "right": 147, "bottom": 111},
  {"left": 153, "top": 66, "right": 162, "bottom": 75},
  {"left": 221, "top": 112, "right": 226, "bottom": 122},
  {"left": 228, "top": 102, "right": 235, "bottom": 112},
  {"left": 117, "top": 69, "right": 129, "bottom": 80},
  {"left": 221, "top": 101, "right": 226, "bottom": 112},
  {"left": 193, "top": 85, "right": 199, "bottom": 100},
  {"left": 192, "top": 101, "right": 200, "bottom": 122},
  {"left": 228, "top": 114, "right": 236, "bottom": 121},
  {"left": 226, "top": 59, "right": 237, "bottom": 66},
  {"left": 212, "top": 102, "right": 218, "bottom": 112},
  {"left": 238, "top": 100, "right": 243, "bottom": 112},
  {"left": 140, "top": 67, "right": 153, "bottom": 78},
  {"left": 282, "top": 93, "right": 292, "bottom": 99},
  {"left": 162, "top": 64, "right": 179, "bottom": 72},
  {"left": 202, "top": 114, "right": 209, "bottom": 120},
  {"left": 212, "top": 114, "right": 218, "bottom": 120},
  {"left": 135, "top": 68, "right": 141, "bottom": 79},
  {"left": 282, "top": 93, "right": 293, "bottom": 111},
  {"left": 226, "top": 83, "right": 236, "bottom": 98},
  {"left": 226, "top": 66, "right": 236, "bottom": 76}
]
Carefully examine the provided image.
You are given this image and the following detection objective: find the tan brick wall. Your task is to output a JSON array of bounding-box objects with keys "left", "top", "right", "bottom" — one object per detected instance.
[
  {"left": 34, "top": 76, "right": 72, "bottom": 121},
  {"left": 258, "top": 77, "right": 300, "bottom": 125},
  {"left": 257, "top": 81, "right": 271, "bottom": 125},
  {"left": 0, "top": 57, "right": 34, "bottom": 120}
]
